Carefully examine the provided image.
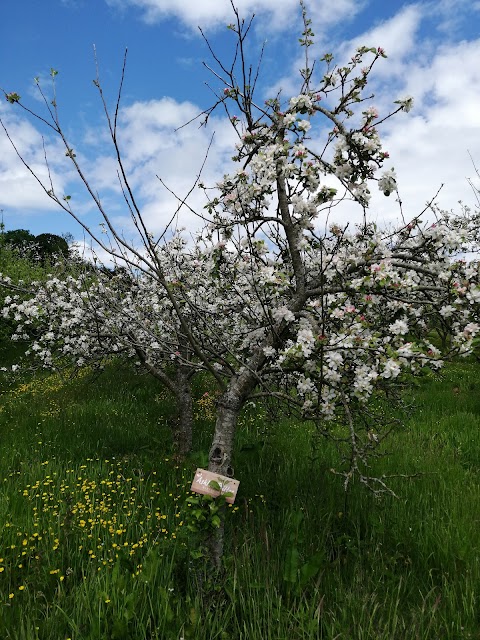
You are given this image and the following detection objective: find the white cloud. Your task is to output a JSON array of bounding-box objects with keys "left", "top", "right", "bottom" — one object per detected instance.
[
  {"left": 0, "top": 89, "right": 240, "bottom": 245},
  {"left": 106, "top": 0, "right": 363, "bottom": 32},
  {"left": 380, "top": 38, "right": 480, "bottom": 215},
  {"left": 427, "top": 0, "right": 480, "bottom": 35},
  {"left": 327, "top": 37, "right": 480, "bottom": 230},
  {"left": 0, "top": 106, "right": 73, "bottom": 213},
  {"left": 313, "top": 5, "right": 480, "bottom": 227},
  {"left": 0, "top": 89, "right": 236, "bottom": 240},
  {"left": 84, "top": 97, "right": 237, "bottom": 236},
  {"left": 336, "top": 4, "right": 424, "bottom": 81}
]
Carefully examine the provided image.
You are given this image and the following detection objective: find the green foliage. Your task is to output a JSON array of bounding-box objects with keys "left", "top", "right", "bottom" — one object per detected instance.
[
  {"left": 0, "top": 244, "right": 46, "bottom": 283},
  {"left": 1, "top": 228, "right": 70, "bottom": 264},
  {"left": 5, "top": 92, "right": 21, "bottom": 104},
  {"left": 282, "top": 510, "right": 325, "bottom": 596},
  {"left": 183, "top": 489, "right": 233, "bottom": 562},
  {"left": 34, "top": 232, "right": 69, "bottom": 261},
  {"left": 1, "top": 229, "right": 36, "bottom": 247}
]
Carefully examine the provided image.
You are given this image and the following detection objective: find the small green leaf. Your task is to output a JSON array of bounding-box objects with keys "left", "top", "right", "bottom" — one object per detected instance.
[{"left": 5, "top": 92, "right": 21, "bottom": 104}]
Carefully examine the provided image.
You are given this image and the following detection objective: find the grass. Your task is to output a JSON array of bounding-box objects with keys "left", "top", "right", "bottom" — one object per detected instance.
[{"left": 0, "top": 352, "right": 479, "bottom": 639}]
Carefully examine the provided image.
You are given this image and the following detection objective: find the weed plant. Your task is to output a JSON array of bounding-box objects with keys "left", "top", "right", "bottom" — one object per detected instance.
[{"left": 0, "top": 354, "right": 479, "bottom": 639}]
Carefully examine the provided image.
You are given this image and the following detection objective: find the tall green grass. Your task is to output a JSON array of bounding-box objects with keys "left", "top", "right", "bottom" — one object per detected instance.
[{"left": 0, "top": 356, "right": 479, "bottom": 639}]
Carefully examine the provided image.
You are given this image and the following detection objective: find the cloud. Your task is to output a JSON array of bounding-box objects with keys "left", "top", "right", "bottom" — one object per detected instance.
[
  {"left": 340, "top": 4, "right": 424, "bottom": 74},
  {"left": 0, "top": 106, "right": 73, "bottom": 214},
  {"left": 0, "top": 90, "right": 238, "bottom": 244},
  {"left": 121, "top": 102, "right": 236, "bottom": 234},
  {"left": 303, "top": 4, "right": 480, "bottom": 228},
  {"left": 427, "top": 0, "right": 480, "bottom": 35},
  {"left": 326, "top": 36, "right": 480, "bottom": 230},
  {"left": 105, "top": 0, "right": 363, "bottom": 32},
  {"left": 380, "top": 38, "right": 480, "bottom": 213},
  {"left": 68, "top": 97, "right": 237, "bottom": 238}
]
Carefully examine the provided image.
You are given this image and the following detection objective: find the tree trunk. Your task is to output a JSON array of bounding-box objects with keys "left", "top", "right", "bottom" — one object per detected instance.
[
  {"left": 173, "top": 365, "right": 193, "bottom": 456},
  {"left": 207, "top": 373, "right": 255, "bottom": 568},
  {"left": 131, "top": 342, "right": 194, "bottom": 455}
]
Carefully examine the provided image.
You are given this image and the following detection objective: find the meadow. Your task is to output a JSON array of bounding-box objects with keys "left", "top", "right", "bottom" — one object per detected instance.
[{"left": 0, "top": 345, "right": 479, "bottom": 639}]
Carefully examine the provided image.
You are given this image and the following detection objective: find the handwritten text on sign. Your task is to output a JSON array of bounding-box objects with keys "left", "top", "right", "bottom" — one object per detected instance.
[{"left": 190, "top": 469, "right": 239, "bottom": 504}]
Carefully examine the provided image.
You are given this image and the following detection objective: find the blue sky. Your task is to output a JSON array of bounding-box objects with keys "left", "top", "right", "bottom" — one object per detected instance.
[{"left": 1, "top": 0, "right": 480, "bottom": 247}]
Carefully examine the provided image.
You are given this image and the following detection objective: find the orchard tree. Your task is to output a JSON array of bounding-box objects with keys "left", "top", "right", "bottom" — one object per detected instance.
[
  {"left": 1, "top": 241, "right": 206, "bottom": 455},
  {"left": 0, "top": 227, "right": 74, "bottom": 350},
  {"left": 2, "top": 4, "right": 480, "bottom": 564}
]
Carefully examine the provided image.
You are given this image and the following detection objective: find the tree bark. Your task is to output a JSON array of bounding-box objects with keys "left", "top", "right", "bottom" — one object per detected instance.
[
  {"left": 207, "top": 372, "right": 256, "bottom": 568},
  {"left": 132, "top": 342, "right": 194, "bottom": 455},
  {"left": 173, "top": 365, "right": 193, "bottom": 456}
]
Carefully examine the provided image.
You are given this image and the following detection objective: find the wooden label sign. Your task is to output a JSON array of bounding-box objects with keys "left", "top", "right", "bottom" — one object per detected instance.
[{"left": 191, "top": 468, "right": 239, "bottom": 504}]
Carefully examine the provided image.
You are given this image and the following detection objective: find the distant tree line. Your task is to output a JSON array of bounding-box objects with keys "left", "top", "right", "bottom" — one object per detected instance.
[{"left": 0, "top": 228, "right": 70, "bottom": 264}]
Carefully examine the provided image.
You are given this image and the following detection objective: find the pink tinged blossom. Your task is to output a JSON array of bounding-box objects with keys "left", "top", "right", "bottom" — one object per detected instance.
[
  {"left": 363, "top": 106, "right": 379, "bottom": 119},
  {"left": 463, "top": 323, "right": 480, "bottom": 337}
]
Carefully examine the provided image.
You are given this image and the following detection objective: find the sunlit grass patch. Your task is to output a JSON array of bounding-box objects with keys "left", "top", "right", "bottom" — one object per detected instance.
[{"left": 2, "top": 456, "right": 190, "bottom": 584}]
